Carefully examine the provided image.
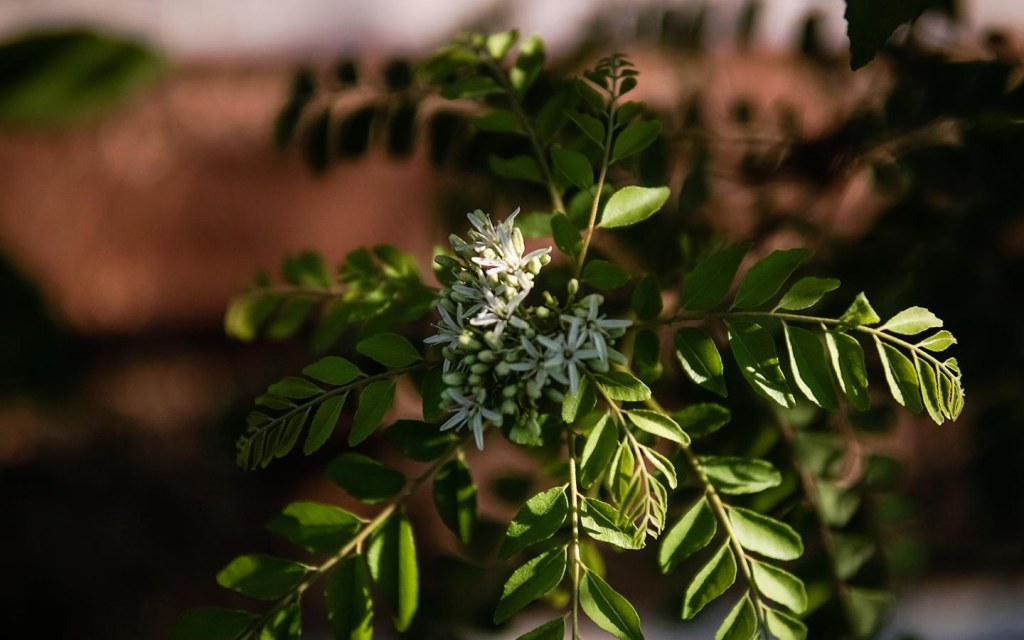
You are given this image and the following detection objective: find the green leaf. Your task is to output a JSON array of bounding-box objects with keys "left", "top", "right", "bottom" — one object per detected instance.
[
  {"left": 303, "top": 393, "right": 348, "bottom": 455},
  {"left": 728, "top": 506, "right": 803, "bottom": 561},
  {"left": 632, "top": 330, "right": 663, "bottom": 383},
  {"left": 266, "top": 297, "right": 316, "bottom": 340},
  {"left": 385, "top": 419, "right": 455, "bottom": 462},
  {"left": 260, "top": 602, "right": 301, "bottom": 640},
  {"left": 680, "top": 244, "right": 749, "bottom": 311},
  {"left": 326, "top": 452, "right": 406, "bottom": 504},
  {"left": 847, "top": 587, "right": 891, "bottom": 638},
  {"left": 552, "top": 213, "right": 583, "bottom": 257},
  {"left": 765, "top": 607, "right": 807, "bottom": 640},
  {"left": 672, "top": 403, "right": 731, "bottom": 438},
  {"left": 349, "top": 379, "right": 397, "bottom": 445},
  {"left": 580, "top": 498, "right": 643, "bottom": 549},
  {"left": 355, "top": 332, "right": 422, "bottom": 368},
  {"left": 441, "top": 76, "right": 503, "bottom": 99},
  {"left": 489, "top": 154, "right": 544, "bottom": 184},
  {"left": 725, "top": 321, "right": 796, "bottom": 408},
  {"left": 715, "top": 595, "right": 757, "bottom": 640},
  {"left": 580, "top": 415, "right": 618, "bottom": 490},
  {"left": 274, "top": 409, "right": 308, "bottom": 460},
  {"left": 216, "top": 554, "right": 308, "bottom": 600},
  {"left": 368, "top": 511, "right": 418, "bottom": 631},
  {"left": 875, "top": 340, "right": 923, "bottom": 414},
  {"left": 682, "top": 543, "right": 737, "bottom": 619},
  {"left": 658, "top": 497, "right": 717, "bottom": 573},
  {"left": 631, "top": 274, "right": 663, "bottom": 320},
  {"left": 612, "top": 120, "right": 662, "bottom": 162},
  {"left": 839, "top": 292, "right": 881, "bottom": 326},
  {"left": 420, "top": 367, "right": 445, "bottom": 423},
  {"left": 302, "top": 356, "right": 364, "bottom": 386},
  {"left": 511, "top": 35, "right": 544, "bottom": 92},
  {"left": 173, "top": 607, "right": 255, "bottom": 640},
  {"left": 494, "top": 548, "right": 568, "bottom": 624},
  {"left": 551, "top": 146, "right": 594, "bottom": 191},
  {"left": 268, "top": 376, "right": 322, "bottom": 400},
  {"left": 595, "top": 371, "right": 651, "bottom": 402},
  {"left": 844, "top": 0, "right": 931, "bottom": 70},
  {"left": 626, "top": 409, "right": 690, "bottom": 446},
  {"left": 486, "top": 30, "right": 519, "bottom": 59},
  {"left": 775, "top": 277, "right": 840, "bottom": 311},
  {"left": 517, "top": 618, "right": 565, "bottom": 640},
  {"left": 701, "top": 456, "right": 782, "bottom": 495},
  {"left": 225, "top": 293, "right": 281, "bottom": 341},
  {"left": 266, "top": 501, "right": 361, "bottom": 553},
  {"left": 562, "top": 377, "right": 596, "bottom": 423},
  {"left": 825, "top": 331, "right": 870, "bottom": 411},
  {"left": 833, "top": 533, "right": 875, "bottom": 580},
  {"left": 916, "top": 356, "right": 944, "bottom": 425},
  {"left": 472, "top": 108, "right": 523, "bottom": 134},
  {"left": 783, "top": 323, "right": 839, "bottom": 409},
  {"left": 599, "top": 186, "right": 671, "bottom": 228},
  {"left": 916, "top": 330, "right": 957, "bottom": 352},
  {"left": 674, "top": 328, "right": 727, "bottom": 397},
  {"left": 568, "top": 111, "right": 605, "bottom": 146},
  {"left": 582, "top": 260, "right": 631, "bottom": 291},
  {"left": 434, "top": 455, "right": 477, "bottom": 544},
  {"left": 325, "top": 555, "right": 373, "bottom": 640},
  {"left": 733, "top": 248, "right": 812, "bottom": 310},
  {"left": 880, "top": 306, "right": 943, "bottom": 336},
  {"left": 750, "top": 559, "right": 807, "bottom": 613},
  {"left": 499, "top": 487, "right": 569, "bottom": 559},
  {"left": 580, "top": 572, "right": 644, "bottom": 640},
  {"left": 816, "top": 482, "right": 861, "bottom": 527}
]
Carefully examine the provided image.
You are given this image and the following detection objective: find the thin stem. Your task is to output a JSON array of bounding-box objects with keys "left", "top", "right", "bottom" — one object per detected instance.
[
  {"left": 575, "top": 81, "right": 619, "bottom": 279},
  {"left": 566, "top": 427, "right": 583, "bottom": 640}
]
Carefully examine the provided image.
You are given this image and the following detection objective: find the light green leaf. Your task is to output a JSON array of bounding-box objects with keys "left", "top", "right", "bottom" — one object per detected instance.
[
  {"left": 580, "top": 572, "right": 644, "bottom": 640},
  {"left": 433, "top": 455, "right": 477, "bottom": 544},
  {"left": 441, "top": 76, "right": 502, "bottom": 99},
  {"left": 551, "top": 146, "right": 594, "bottom": 191},
  {"left": 916, "top": 356, "right": 944, "bottom": 424},
  {"left": 825, "top": 330, "right": 870, "bottom": 411},
  {"left": 494, "top": 548, "right": 568, "bottom": 624},
  {"left": 631, "top": 274, "right": 663, "bottom": 320},
  {"left": 833, "top": 532, "right": 875, "bottom": 580},
  {"left": 595, "top": 371, "right": 651, "bottom": 402},
  {"left": 680, "top": 244, "right": 750, "bottom": 311},
  {"left": 225, "top": 293, "right": 280, "bottom": 341},
  {"left": 268, "top": 376, "right": 322, "bottom": 400},
  {"left": 486, "top": 30, "right": 519, "bottom": 59},
  {"left": 880, "top": 306, "right": 942, "bottom": 336},
  {"left": 701, "top": 456, "right": 782, "bottom": 495},
  {"left": 325, "top": 555, "right": 373, "bottom": 640},
  {"left": 674, "top": 328, "right": 727, "bottom": 397},
  {"left": 715, "top": 595, "right": 757, "bottom": 640},
  {"left": 682, "top": 543, "right": 737, "bottom": 619},
  {"left": 626, "top": 409, "right": 690, "bottom": 446},
  {"left": 816, "top": 481, "right": 861, "bottom": 527},
  {"left": 172, "top": 607, "right": 255, "bottom": 640},
  {"left": 216, "top": 554, "right": 308, "bottom": 600},
  {"left": 302, "top": 356, "right": 364, "bottom": 386},
  {"left": 266, "top": 501, "right": 361, "bottom": 553},
  {"left": 599, "top": 186, "right": 671, "bottom": 228},
  {"left": 725, "top": 321, "right": 796, "bottom": 408},
  {"left": 582, "top": 259, "right": 631, "bottom": 290},
  {"left": 875, "top": 340, "right": 923, "bottom": 414},
  {"left": 580, "top": 415, "right": 618, "bottom": 490},
  {"left": 580, "top": 498, "right": 643, "bottom": 549},
  {"left": 367, "top": 511, "right": 418, "bottom": 632},
  {"left": 775, "top": 277, "right": 840, "bottom": 311},
  {"left": 552, "top": 213, "right": 583, "bottom": 257},
  {"left": 472, "top": 108, "right": 523, "bottom": 134},
  {"left": 783, "top": 323, "right": 839, "bottom": 409},
  {"left": 511, "top": 35, "right": 544, "bottom": 92},
  {"left": 658, "top": 497, "right": 716, "bottom": 573},
  {"left": 563, "top": 377, "right": 596, "bottom": 423},
  {"left": 499, "top": 487, "right": 569, "bottom": 559},
  {"left": 733, "top": 248, "right": 812, "bottom": 309},
  {"left": 568, "top": 111, "right": 605, "bottom": 146},
  {"left": 612, "top": 120, "right": 662, "bottom": 162},
  {"left": 672, "top": 403, "right": 731, "bottom": 438},
  {"left": 517, "top": 618, "right": 565, "bottom": 640},
  {"left": 765, "top": 607, "right": 807, "bottom": 640},
  {"left": 847, "top": 587, "right": 891, "bottom": 638},
  {"left": 355, "top": 332, "right": 422, "bottom": 368},
  {"left": 750, "top": 559, "right": 807, "bottom": 613},
  {"left": 728, "top": 506, "right": 803, "bottom": 561},
  {"left": 260, "top": 602, "right": 301, "bottom": 640},
  {"left": 916, "top": 330, "right": 957, "bottom": 352},
  {"left": 488, "top": 154, "right": 545, "bottom": 184},
  {"left": 349, "top": 379, "right": 397, "bottom": 445},
  {"left": 385, "top": 419, "right": 455, "bottom": 462},
  {"left": 303, "top": 393, "right": 347, "bottom": 455},
  {"left": 326, "top": 452, "right": 405, "bottom": 504},
  {"left": 839, "top": 292, "right": 881, "bottom": 326}
]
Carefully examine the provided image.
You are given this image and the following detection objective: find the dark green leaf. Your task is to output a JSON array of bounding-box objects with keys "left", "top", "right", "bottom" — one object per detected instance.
[
  {"left": 216, "top": 554, "right": 308, "bottom": 600},
  {"left": 880, "top": 306, "right": 942, "bottom": 336},
  {"left": 172, "top": 607, "right": 255, "bottom": 640},
  {"left": 682, "top": 543, "right": 737, "bottom": 619},
  {"left": 472, "top": 108, "right": 522, "bottom": 134},
  {"left": 568, "top": 111, "right": 605, "bottom": 146},
  {"left": 516, "top": 618, "right": 565, "bottom": 640},
  {"left": 488, "top": 154, "right": 545, "bottom": 184},
  {"left": 304, "top": 393, "right": 347, "bottom": 455},
  {"left": 494, "top": 548, "right": 568, "bottom": 624},
  {"left": 551, "top": 146, "right": 594, "bottom": 191},
  {"left": 599, "top": 186, "right": 671, "bottom": 228},
  {"left": 385, "top": 419, "right": 454, "bottom": 462},
  {"left": 368, "top": 511, "right": 418, "bottom": 631},
  {"left": 326, "top": 452, "right": 405, "bottom": 504},
  {"left": 260, "top": 602, "right": 301, "bottom": 640},
  {"left": 275, "top": 408, "right": 308, "bottom": 459},
  {"left": 580, "top": 415, "right": 618, "bottom": 489},
  {"left": 875, "top": 340, "right": 923, "bottom": 414},
  {"left": 552, "top": 213, "right": 583, "bottom": 257},
  {"left": 582, "top": 260, "right": 631, "bottom": 290},
  {"left": 225, "top": 294, "right": 280, "bottom": 341},
  {"left": 680, "top": 245, "right": 749, "bottom": 311},
  {"left": 839, "top": 292, "right": 881, "bottom": 326},
  {"left": 816, "top": 482, "right": 861, "bottom": 527},
  {"left": 825, "top": 331, "right": 870, "bottom": 411},
  {"left": 633, "top": 330, "right": 663, "bottom": 383},
  {"left": 631, "top": 275, "right": 663, "bottom": 320},
  {"left": 845, "top": 0, "right": 930, "bottom": 70},
  {"left": 732, "top": 248, "right": 812, "bottom": 310},
  {"left": 355, "top": 332, "right": 422, "bottom": 368},
  {"left": 303, "top": 356, "right": 364, "bottom": 386},
  {"left": 499, "top": 487, "right": 569, "bottom": 559},
  {"left": 847, "top": 587, "right": 891, "bottom": 638},
  {"left": 441, "top": 76, "right": 502, "bottom": 99},
  {"left": 674, "top": 328, "right": 727, "bottom": 397},
  {"left": 580, "top": 572, "right": 644, "bottom": 640},
  {"left": 325, "top": 555, "right": 373, "bottom": 640},
  {"left": 434, "top": 455, "right": 477, "bottom": 544},
  {"left": 765, "top": 607, "right": 807, "bottom": 640},
  {"left": 562, "top": 377, "right": 596, "bottom": 423},
  {"left": 627, "top": 409, "right": 690, "bottom": 446},
  {"left": 594, "top": 371, "right": 651, "bottom": 402},
  {"left": 783, "top": 323, "right": 838, "bottom": 409},
  {"left": 266, "top": 297, "right": 316, "bottom": 340},
  {"left": 715, "top": 595, "right": 757, "bottom": 640},
  {"left": 515, "top": 211, "right": 553, "bottom": 238},
  {"left": 750, "top": 559, "right": 807, "bottom": 613},
  {"left": 511, "top": 35, "right": 544, "bottom": 92},
  {"left": 775, "top": 277, "right": 840, "bottom": 311},
  {"left": 833, "top": 533, "right": 875, "bottom": 580},
  {"left": 612, "top": 120, "right": 662, "bottom": 162},
  {"left": 266, "top": 501, "right": 361, "bottom": 553},
  {"left": 268, "top": 376, "right": 322, "bottom": 400},
  {"left": 420, "top": 367, "right": 445, "bottom": 423},
  {"left": 658, "top": 497, "right": 717, "bottom": 573},
  {"left": 701, "top": 456, "right": 781, "bottom": 495},
  {"left": 672, "top": 403, "right": 731, "bottom": 438},
  {"left": 728, "top": 506, "right": 803, "bottom": 561},
  {"left": 349, "top": 379, "right": 397, "bottom": 445},
  {"left": 580, "top": 498, "right": 643, "bottom": 549},
  {"left": 725, "top": 321, "right": 795, "bottom": 408}
]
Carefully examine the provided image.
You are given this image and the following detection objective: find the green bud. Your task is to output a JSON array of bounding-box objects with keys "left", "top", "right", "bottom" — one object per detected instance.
[
  {"left": 546, "top": 388, "right": 564, "bottom": 402},
  {"left": 470, "top": 362, "right": 490, "bottom": 375},
  {"left": 468, "top": 373, "right": 482, "bottom": 386},
  {"left": 526, "top": 380, "right": 542, "bottom": 399},
  {"left": 477, "top": 349, "right": 496, "bottom": 363},
  {"left": 501, "top": 399, "right": 517, "bottom": 415},
  {"left": 458, "top": 334, "right": 482, "bottom": 350},
  {"left": 503, "top": 385, "right": 519, "bottom": 398},
  {"left": 442, "top": 372, "right": 466, "bottom": 386},
  {"left": 535, "top": 306, "right": 550, "bottom": 319},
  {"left": 495, "top": 361, "right": 511, "bottom": 376},
  {"left": 567, "top": 278, "right": 579, "bottom": 297}
]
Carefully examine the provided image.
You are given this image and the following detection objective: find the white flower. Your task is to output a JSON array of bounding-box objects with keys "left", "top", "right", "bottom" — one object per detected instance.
[
  {"left": 538, "top": 322, "right": 600, "bottom": 395},
  {"left": 440, "top": 388, "right": 502, "bottom": 449},
  {"left": 564, "top": 294, "right": 633, "bottom": 364}
]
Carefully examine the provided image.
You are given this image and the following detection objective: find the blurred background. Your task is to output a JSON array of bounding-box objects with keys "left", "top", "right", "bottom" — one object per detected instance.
[{"left": 1, "top": 1, "right": 1023, "bottom": 638}]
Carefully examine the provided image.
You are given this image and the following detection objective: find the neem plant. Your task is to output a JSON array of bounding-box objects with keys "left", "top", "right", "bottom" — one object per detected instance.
[{"left": 175, "top": 26, "right": 966, "bottom": 640}]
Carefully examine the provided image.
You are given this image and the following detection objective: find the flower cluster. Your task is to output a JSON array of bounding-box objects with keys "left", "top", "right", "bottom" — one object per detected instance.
[{"left": 427, "top": 209, "right": 631, "bottom": 448}]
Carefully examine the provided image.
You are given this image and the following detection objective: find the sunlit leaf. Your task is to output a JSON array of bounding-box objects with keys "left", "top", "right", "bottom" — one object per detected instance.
[
  {"left": 580, "top": 572, "right": 644, "bottom": 640},
  {"left": 674, "top": 328, "right": 727, "bottom": 397},
  {"left": 500, "top": 487, "right": 569, "bottom": 559},
  {"left": 367, "top": 511, "right": 418, "bottom": 632},
  {"left": 733, "top": 248, "right": 812, "bottom": 310},
  {"left": 682, "top": 543, "right": 737, "bottom": 619},
  {"left": 494, "top": 548, "right": 567, "bottom": 624}
]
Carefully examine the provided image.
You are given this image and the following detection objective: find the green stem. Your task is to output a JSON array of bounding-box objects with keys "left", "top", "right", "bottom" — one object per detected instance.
[
  {"left": 566, "top": 427, "right": 583, "bottom": 640},
  {"left": 574, "top": 82, "right": 619, "bottom": 280}
]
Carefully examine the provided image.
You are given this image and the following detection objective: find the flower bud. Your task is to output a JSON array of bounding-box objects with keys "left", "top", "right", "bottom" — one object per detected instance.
[
  {"left": 495, "top": 361, "right": 511, "bottom": 376},
  {"left": 442, "top": 372, "right": 466, "bottom": 386},
  {"left": 567, "top": 278, "right": 579, "bottom": 297}
]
